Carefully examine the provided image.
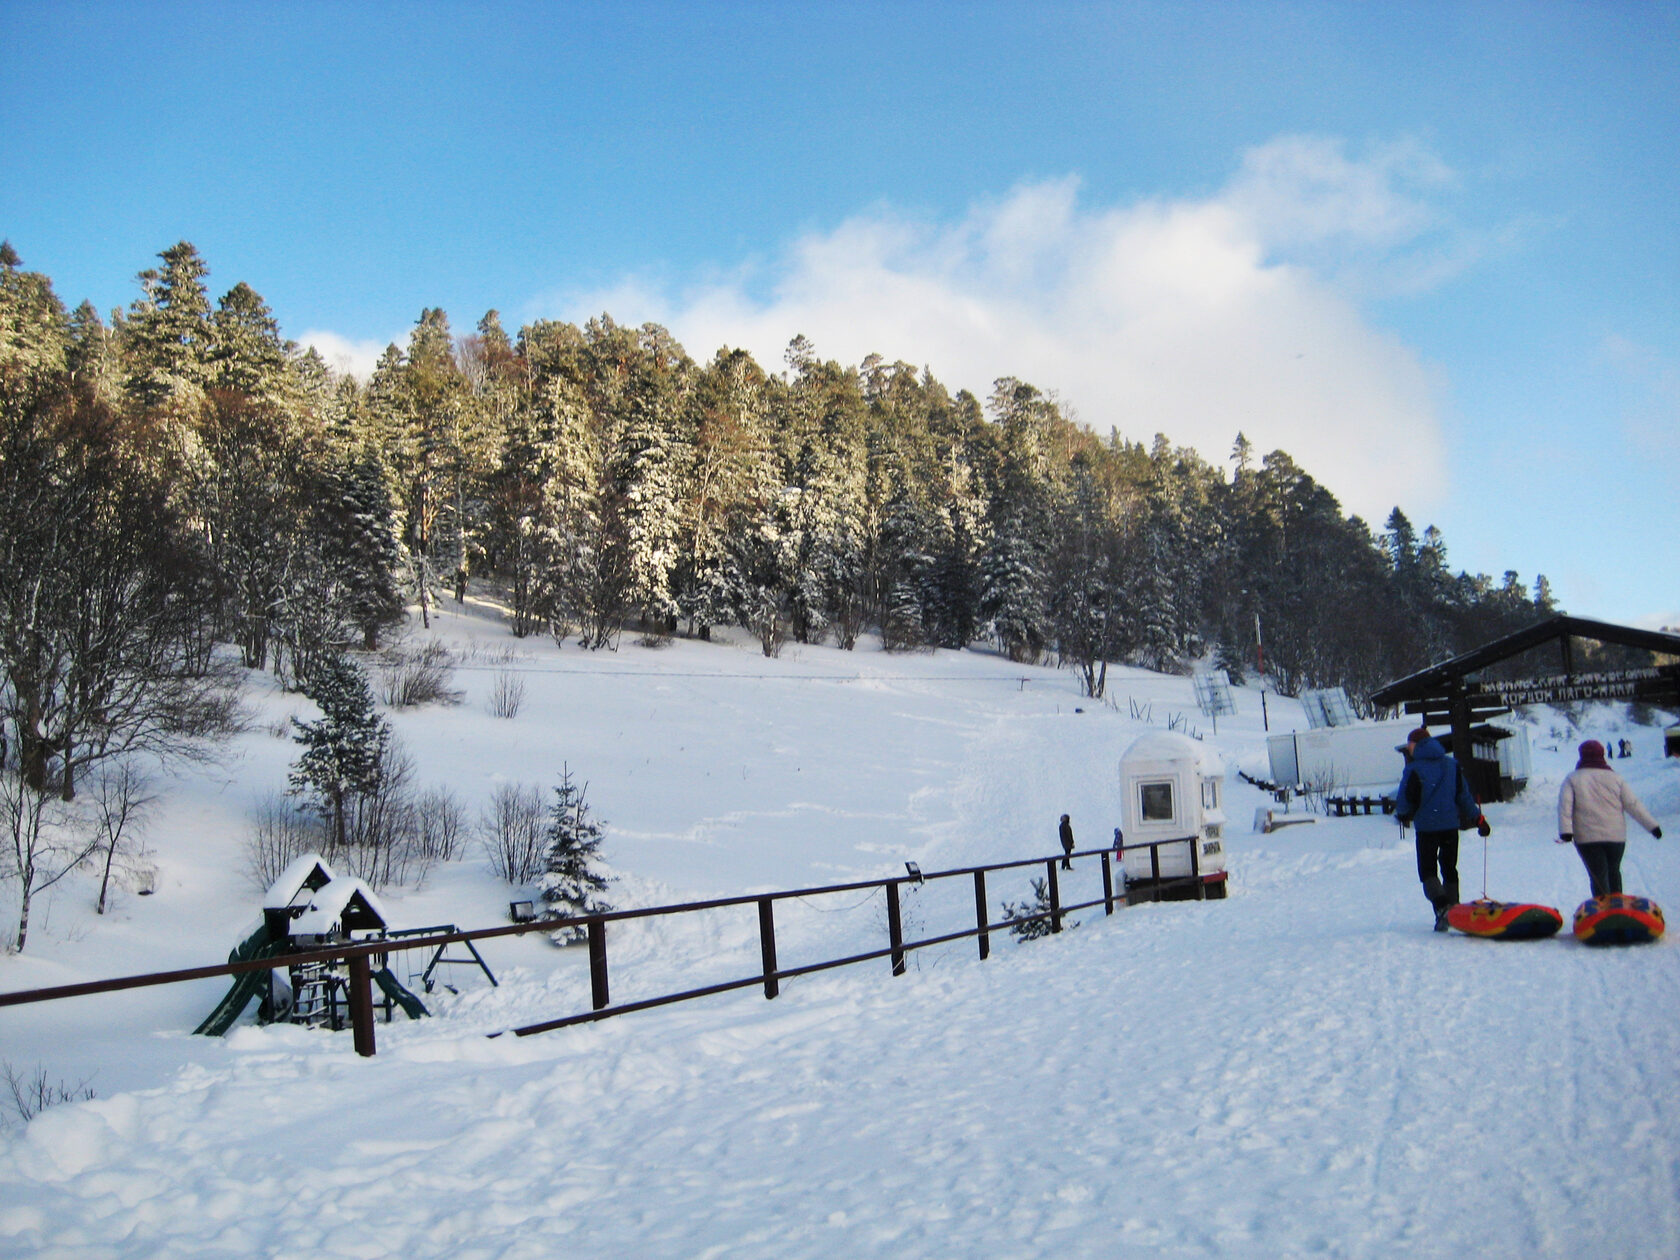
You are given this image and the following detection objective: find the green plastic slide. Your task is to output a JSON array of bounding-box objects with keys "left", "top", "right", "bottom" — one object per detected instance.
[
  {"left": 193, "top": 925, "right": 285, "bottom": 1037},
  {"left": 373, "top": 967, "right": 430, "bottom": 1020}
]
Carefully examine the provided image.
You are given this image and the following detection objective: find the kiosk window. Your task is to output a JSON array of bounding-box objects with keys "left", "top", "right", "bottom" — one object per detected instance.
[
  {"left": 1139, "top": 781, "right": 1175, "bottom": 822},
  {"left": 1201, "top": 779, "right": 1220, "bottom": 810}
]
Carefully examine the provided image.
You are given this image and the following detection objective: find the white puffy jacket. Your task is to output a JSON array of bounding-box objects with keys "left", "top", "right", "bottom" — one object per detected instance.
[{"left": 1558, "top": 767, "right": 1660, "bottom": 845}]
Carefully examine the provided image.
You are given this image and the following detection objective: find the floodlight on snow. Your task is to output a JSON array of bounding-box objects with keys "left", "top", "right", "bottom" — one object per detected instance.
[{"left": 904, "top": 862, "right": 923, "bottom": 884}]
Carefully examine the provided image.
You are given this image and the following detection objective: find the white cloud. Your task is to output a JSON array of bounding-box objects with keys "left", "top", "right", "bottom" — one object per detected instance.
[
  {"left": 551, "top": 135, "right": 1460, "bottom": 522},
  {"left": 298, "top": 329, "right": 392, "bottom": 380},
  {"left": 1227, "top": 136, "right": 1450, "bottom": 253}
]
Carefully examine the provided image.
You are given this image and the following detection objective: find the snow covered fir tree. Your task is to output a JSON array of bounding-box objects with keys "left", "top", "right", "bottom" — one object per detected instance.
[
  {"left": 1002, "top": 878, "right": 1076, "bottom": 942},
  {"left": 288, "top": 652, "right": 391, "bottom": 855},
  {"left": 539, "top": 766, "right": 613, "bottom": 941}
]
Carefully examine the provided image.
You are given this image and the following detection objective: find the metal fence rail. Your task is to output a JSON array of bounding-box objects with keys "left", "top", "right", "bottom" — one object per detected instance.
[{"left": 0, "top": 837, "right": 1212, "bottom": 1057}]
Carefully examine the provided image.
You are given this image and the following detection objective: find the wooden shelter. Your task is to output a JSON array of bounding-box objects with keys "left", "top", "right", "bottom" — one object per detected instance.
[{"left": 1371, "top": 615, "right": 1680, "bottom": 800}]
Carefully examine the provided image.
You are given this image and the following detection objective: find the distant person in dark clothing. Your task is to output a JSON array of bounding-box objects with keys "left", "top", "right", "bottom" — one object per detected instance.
[
  {"left": 1395, "top": 728, "right": 1486, "bottom": 931},
  {"left": 1557, "top": 740, "right": 1662, "bottom": 898},
  {"left": 1059, "top": 814, "right": 1074, "bottom": 870}
]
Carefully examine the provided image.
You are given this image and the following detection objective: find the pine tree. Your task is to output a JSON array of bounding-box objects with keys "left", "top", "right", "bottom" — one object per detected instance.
[
  {"left": 0, "top": 242, "right": 69, "bottom": 410},
  {"left": 677, "top": 348, "right": 769, "bottom": 640},
  {"left": 615, "top": 325, "right": 693, "bottom": 638},
  {"left": 200, "top": 387, "right": 309, "bottom": 669},
  {"left": 924, "top": 395, "right": 988, "bottom": 648},
  {"left": 877, "top": 480, "right": 936, "bottom": 650},
  {"left": 724, "top": 440, "right": 795, "bottom": 656},
  {"left": 124, "top": 241, "right": 213, "bottom": 415},
  {"left": 484, "top": 393, "right": 549, "bottom": 639},
  {"left": 331, "top": 447, "right": 406, "bottom": 650},
  {"left": 532, "top": 368, "right": 622, "bottom": 650},
  {"left": 386, "top": 309, "right": 471, "bottom": 626},
  {"left": 289, "top": 653, "right": 390, "bottom": 855},
  {"left": 64, "top": 300, "right": 121, "bottom": 405},
  {"left": 1001, "top": 878, "right": 1075, "bottom": 942},
  {"left": 776, "top": 348, "right": 869, "bottom": 647},
  {"left": 539, "top": 765, "right": 613, "bottom": 941},
  {"left": 209, "top": 281, "right": 294, "bottom": 406},
  {"left": 1048, "top": 458, "right": 1123, "bottom": 696},
  {"left": 979, "top": 379, "right": 1056, "bottom": 663}
]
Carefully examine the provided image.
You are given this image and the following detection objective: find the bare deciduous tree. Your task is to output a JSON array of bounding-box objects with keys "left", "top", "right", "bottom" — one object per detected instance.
[
  {"left": 479, "top": 781, "right": 546, "bottom": 885},
  {"left": 2, "top": 769, "right": 94, "bottom": 951},
  {"left": 92, "top": 761, "right": 155, "bottom": 915}
]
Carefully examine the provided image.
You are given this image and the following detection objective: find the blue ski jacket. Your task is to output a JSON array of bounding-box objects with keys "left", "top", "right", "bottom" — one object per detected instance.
[{"left": 1395, "top": 737, "right": 1478, "bottom": 832}]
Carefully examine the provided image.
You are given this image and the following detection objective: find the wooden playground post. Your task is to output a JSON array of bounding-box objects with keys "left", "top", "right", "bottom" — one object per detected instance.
[{"left": 347, "top": 954, "right": 376, "bottom": 1057}]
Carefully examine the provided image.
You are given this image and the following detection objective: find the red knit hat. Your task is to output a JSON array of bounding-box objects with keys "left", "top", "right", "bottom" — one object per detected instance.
[{"left": 1577, "top": 740, "right": 1611, "bottom": 769}]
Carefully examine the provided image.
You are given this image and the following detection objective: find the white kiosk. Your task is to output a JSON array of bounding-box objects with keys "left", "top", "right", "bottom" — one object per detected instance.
[{"left": 1117, "top": 730, "right": 1228, "bottom": 902}]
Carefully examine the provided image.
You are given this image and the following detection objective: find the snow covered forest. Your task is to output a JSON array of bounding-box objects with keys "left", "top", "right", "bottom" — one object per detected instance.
[{"left": 2, "top": 239, "right": 1578, "bottom": 718}]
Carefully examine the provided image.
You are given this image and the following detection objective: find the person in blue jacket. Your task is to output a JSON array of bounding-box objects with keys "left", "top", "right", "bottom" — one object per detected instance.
[{"left": 1394, "top": 727, "right": 1488, "bottom": 931}]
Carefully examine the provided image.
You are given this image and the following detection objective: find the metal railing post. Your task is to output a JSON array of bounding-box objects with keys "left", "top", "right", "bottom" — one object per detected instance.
[
  {"left": 887, "top": 883, "right": 906, "bottom": 976},
  {"left": 1149, "top": 843, "right": 1161, "bottom": 901},
  {"left": 1190, "top": 833, "right": 1203, "bottom": 900},
  {"left": 974, "top": 870, "right": 990, "bottom": 960},
  {"left": 347, "top": 954, "right": 376, "bottom": 1057},
  {"left": 1101, "top": 850, "right": 1114, "bottom": 915},
  {"left": 758, "top": 898, "right": 779, "bottom": 999},
  {"left": 1046, "top": 860, "right": 1062, "bottom": 934},
  {"left": 588, "top": 919, "right": 609, "bottom": 1010}
]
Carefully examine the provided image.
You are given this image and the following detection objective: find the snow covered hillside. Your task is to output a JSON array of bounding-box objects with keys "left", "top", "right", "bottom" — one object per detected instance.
[{"left": 2, "top": 597, "right": 1678, "bottom": 1258}]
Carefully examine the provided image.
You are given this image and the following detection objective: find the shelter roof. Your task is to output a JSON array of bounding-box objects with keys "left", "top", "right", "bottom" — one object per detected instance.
[
  {"left": 1371, "top": 615, "right": 1680, "bottom": 708},
  {"left": 262, "top": 854, "right": 337, "bottom": 911},
  {"left": 290, "top": 877, "right": 389, "bottom": 936}
]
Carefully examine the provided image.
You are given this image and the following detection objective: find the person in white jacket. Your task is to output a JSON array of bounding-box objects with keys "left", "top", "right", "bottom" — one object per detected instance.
[{"left": 1557, "top": 740, "right": 1663, "bottom": 898}]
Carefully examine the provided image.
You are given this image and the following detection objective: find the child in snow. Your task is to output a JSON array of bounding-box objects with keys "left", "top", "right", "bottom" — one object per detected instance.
[
  {"left": 1395, "top": 728, "right": 1487, "bottom": 931},
  {"left": 1556, "top": 740, "right": 1662, "bottom": 898}
]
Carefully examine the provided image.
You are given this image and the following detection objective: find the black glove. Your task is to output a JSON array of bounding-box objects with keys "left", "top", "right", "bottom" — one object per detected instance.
[
  {"left": 1654, "top": 827, "right": 1663, "bottom": 840},
  {"left": 1557, "top": 832, "right": 1573, "bottom": 845},
  {"left": 1476, "top": 817, "right": 1491, "bottom": 838}
]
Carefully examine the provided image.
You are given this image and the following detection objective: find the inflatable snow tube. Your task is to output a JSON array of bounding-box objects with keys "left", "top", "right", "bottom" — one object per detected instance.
[
  {"left": 1573, "top": 894, "right": 1665, "bottom": 946},
  {"left": 1445, "top": 900, "right": 1563, "bottom": 940}
]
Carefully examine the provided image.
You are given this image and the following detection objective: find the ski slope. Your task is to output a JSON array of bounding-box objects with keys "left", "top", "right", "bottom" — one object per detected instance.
[{"left": 2, "top": 598, "right": 1677, "bottom": 1258}]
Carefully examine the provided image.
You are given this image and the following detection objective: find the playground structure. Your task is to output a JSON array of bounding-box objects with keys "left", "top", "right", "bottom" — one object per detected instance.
[{"left": 194, "top": 854, "right": 496, "bottom": 1037}]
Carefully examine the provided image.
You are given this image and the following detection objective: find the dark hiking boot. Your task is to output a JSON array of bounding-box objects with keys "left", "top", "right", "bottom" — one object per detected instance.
[{"left": 1434, "top": 906, "right": 1451, "bottom": 932}]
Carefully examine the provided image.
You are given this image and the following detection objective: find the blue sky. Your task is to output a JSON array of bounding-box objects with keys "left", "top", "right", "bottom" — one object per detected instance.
[{"left": 4, "top": 1, "right": 1676, "bottom": 627}]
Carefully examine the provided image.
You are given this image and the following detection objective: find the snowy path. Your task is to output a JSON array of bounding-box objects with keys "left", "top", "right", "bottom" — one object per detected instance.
[{"left": 4, "top": 829, "right": 1678, "bottom": 1259}]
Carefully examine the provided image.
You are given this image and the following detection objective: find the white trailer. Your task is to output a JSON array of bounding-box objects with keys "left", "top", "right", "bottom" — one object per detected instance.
[
  {"left": 1117, "top": 731, "right": 1228, "bottom": 900},
  {"left": 1267, "top": 720, "right": 1531, "bottom": 802},
  {"left": 1267, "top": 720, "right": 1414, "bottom": 796}
]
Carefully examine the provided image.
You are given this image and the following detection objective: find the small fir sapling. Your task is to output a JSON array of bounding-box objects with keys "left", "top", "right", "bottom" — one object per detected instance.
[
  {"left": 539, "top": 765, "right": 613, "bottom": 942},
  {"left": 1001, "top": 877, "right": 1076, "bottom": 942}
]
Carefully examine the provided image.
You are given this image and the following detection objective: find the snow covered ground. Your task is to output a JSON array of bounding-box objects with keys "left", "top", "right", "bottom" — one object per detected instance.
[{"left": 2, "top": 597, "right": 1677, "bottom": 1259}]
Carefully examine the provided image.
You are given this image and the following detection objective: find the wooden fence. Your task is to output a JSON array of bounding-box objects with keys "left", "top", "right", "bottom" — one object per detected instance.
[{"left": 0, "top": 837, "right": 1210, "bottom": 1057}]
